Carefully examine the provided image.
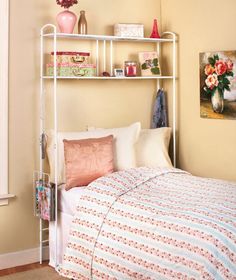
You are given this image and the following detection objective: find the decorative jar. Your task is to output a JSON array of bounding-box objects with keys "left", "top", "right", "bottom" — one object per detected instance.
[{"left": 124, "top": 61, "right": 137, "bottom": 77}]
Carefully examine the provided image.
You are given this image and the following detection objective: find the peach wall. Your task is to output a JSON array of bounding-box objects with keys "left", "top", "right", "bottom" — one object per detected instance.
[{"left": 162, "top": 0, "right": 236, "bottom": 181}]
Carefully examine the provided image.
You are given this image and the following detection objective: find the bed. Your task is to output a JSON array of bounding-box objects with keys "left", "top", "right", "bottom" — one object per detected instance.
[{"left": 46, "top": 124, "right": 236, "bottom": 279}]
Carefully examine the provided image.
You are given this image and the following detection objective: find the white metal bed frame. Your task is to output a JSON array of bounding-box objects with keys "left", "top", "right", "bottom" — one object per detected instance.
[{"left": 39, "top": 24, "right": 177, "bottom": 268}]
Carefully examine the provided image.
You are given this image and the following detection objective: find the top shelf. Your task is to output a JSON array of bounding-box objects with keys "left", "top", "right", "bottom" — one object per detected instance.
[{"left": 42, "top": 33, "right": 175, "bottom": 43}]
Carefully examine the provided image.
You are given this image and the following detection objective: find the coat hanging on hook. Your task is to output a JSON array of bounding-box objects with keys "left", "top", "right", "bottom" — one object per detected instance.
[{"left": 151, "top": 88, "right": 168, "bottom": 128}]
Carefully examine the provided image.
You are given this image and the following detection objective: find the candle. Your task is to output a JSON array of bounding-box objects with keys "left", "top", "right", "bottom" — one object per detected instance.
[{"left": 125, "top": 61, "right": 137, "bottom": 77}]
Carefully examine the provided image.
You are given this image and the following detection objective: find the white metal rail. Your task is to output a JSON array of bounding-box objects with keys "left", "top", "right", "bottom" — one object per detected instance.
[
  {"left": 39, "top": 24, "right": 177, "bottom": 267},
  {"left": 40, "top": 24, "right": 58, "bottom": 267}
]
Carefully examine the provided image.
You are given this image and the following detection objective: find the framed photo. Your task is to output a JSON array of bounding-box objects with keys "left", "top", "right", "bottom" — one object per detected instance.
[
  {"left": 114, "top": 68, "right": 124, "bottom": 77},
  {"left": 200, "top": 51, "right": 236, "bottom": 120},
  {"left": 139, "top": 51, "right": 161, "bottom": 76}
]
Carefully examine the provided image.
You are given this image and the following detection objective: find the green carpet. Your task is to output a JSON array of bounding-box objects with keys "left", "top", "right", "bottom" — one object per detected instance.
[{"left": 0, "top": 267, "right": 67, "bottom": 280}]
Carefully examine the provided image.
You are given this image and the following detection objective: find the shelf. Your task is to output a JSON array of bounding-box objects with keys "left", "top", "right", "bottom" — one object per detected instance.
[
  {"left": 42, "top": 76, "right": 175, "bottom": 80},
  {"left": 42, "top": 33, "right": 175, "bottom": 43}
]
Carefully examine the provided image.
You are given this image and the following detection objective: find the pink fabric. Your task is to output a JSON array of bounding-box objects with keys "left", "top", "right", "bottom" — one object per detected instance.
[{"left": 63, "top": 135, "right": 114, "bottom": 190}]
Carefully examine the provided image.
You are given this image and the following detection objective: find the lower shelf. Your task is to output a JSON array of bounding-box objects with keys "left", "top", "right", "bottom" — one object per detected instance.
[{"left": 42, "top": 75, "right": 175, "bottom": 80}]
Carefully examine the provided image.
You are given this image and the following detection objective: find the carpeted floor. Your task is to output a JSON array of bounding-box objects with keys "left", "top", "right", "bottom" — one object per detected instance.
[{"left": 0, "top": 267, "right": 67, "bottom": 280}]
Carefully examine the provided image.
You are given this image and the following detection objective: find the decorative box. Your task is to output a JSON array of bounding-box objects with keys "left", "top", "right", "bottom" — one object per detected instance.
[
  {"left": 51, "top": 52, "right": 90, "bottom": 64},
  {"left": 46, "top": 63, "right": 96, "bottom": 77},
  {"left": 139, "top": 51, "right": 161, "bottom": 76},
  {"left": 114, "top": 23, "right": 144, "bottom": 38}
]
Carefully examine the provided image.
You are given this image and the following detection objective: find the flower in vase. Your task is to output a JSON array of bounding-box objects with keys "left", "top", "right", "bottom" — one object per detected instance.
[
  {"left": 226, "top": 59, "right": 234, "bottom": 72},
  {"left": 215, "top": 60, "right": 227, "bottom": 75},
  {"left": 205, "top": 74, "right": 219, "bottom": 90},
  {"left": 204, "top": 64, "right": 215, "bottom": 75},
  {"left": 203, "top": 54, "right": 234, "bottom": 96},
  {"left": 56, "top": 0, "right": 78, "bottom": 9}
]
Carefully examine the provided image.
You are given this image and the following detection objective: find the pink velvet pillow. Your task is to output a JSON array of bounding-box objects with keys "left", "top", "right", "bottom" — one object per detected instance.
[{"left": 63, "top": 135, "right": 114, "bottom": 190}]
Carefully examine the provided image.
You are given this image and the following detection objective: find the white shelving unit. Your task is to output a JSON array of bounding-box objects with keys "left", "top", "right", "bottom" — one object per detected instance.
[{"left": 38, "top": 24, "right": 177, "bottom": 266}]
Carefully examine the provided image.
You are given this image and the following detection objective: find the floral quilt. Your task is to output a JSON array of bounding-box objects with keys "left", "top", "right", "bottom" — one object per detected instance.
[{"left": 59, "top": 167, "right": 236, "bottom": 280}]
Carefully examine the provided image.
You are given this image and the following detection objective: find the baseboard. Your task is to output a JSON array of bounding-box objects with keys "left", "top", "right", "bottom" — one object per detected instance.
[{"left": 0, "top": 246, "right": 49, "bottom": 270}]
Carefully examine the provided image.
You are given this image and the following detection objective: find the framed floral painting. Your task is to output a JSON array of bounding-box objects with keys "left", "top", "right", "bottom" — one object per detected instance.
[{"left": 200, "top": 51, "right": 236, "bottom": 119}]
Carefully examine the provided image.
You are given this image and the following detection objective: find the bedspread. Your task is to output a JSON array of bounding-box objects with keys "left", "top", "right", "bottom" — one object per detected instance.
[{"left": 59, "top": 167, "right": 236, "bottom": 280}]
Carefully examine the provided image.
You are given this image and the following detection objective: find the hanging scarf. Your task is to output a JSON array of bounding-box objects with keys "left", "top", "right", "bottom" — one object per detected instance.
[{"left": 151, "top": 88, "right": 168, "bottom": 128}]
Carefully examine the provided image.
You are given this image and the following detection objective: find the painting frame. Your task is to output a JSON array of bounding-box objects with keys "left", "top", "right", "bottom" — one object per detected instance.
[{"left": 200, "top": 50, "right": 236, "bottom": 120}]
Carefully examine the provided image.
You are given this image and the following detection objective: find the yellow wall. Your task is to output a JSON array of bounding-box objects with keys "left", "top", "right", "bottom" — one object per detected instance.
[
  {"left": 161, "top": 0, "right": 236, "bottom": 181},
  {"left": 0, "top": 0, "right": 161, "bottom": 254}
]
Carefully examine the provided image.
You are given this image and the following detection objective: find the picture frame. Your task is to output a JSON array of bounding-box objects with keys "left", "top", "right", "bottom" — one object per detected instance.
[
  {"left": 200, "top": 50, "right": 236, "bottom": 120},
  {"left": 139, "top": 51, "right": 161, "bottom": 76},
  {"left": 114, "top": 68, "right": 124, "bottom": 77}
]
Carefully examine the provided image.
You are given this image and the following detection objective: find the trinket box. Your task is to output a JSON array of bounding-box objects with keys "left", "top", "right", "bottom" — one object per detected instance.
[
  {"left": 50, "top": 52, "right": 90, "bottom": 64},
  {"left": 46, "top": 63, "right": 96, "bottom": 77},
  {"left": 114, "top": 23, "right": 144, "bottom": 38}
]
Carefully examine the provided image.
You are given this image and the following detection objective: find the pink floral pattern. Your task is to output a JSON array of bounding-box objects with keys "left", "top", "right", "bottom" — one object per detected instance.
[{"left": 59, "top": 167, "right": 236, "bottom": 279}]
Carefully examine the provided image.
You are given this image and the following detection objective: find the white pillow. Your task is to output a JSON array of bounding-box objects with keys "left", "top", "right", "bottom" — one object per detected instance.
[
  {"left": 135, "top": 127, "right": 172, "bottom": 168},
  {"left": 47, "top": 122, "right": 141, "bottom": 183}
]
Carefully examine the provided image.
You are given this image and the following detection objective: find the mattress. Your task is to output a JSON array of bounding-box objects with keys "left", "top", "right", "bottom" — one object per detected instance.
[{"left": 58, "top": 184, "right": 86, "bottom": 216}]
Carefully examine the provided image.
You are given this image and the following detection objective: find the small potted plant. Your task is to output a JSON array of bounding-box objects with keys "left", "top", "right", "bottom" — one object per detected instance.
[{"left": 56, "top": 0, "right": 78, "bottom": 34}]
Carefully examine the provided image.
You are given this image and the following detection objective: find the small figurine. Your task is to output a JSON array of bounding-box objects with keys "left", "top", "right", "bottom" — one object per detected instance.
[
  {"left": 150, "top": 19, "right": 161, "bottom": 39},
  {"left": 101, "top": 71, "right": 110, "bottom": 77}
]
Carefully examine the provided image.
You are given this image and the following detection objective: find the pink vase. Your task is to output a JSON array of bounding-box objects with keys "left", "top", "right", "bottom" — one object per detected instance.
[{"left": 56, "top": 10, "right": 77, "bottom": 34}]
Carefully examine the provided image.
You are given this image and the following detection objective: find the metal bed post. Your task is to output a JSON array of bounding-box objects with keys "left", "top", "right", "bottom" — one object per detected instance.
[
  {"left": 96, "top": 40, "right": 99, "bottom": 76},
  {"left": 170, "top": 32, "right": 177, "bottom": 168},
  {"left": 103, "top": 40, "right": 106, "bottom": 73},
  {"left": 156, "top": 40, "right": 161, "bottom": 102},
  {"left": 39, "top": 24, "right": 44, "bottom": 265},
  {"left": 40, "top": 24, "right": 58, "bottom": 267},
  {"left": 161, "top": 32, "right": 177, "bottom": 167},
  {"left": 110, "top": 40, "right": 113, "bottom": 76},
  {"left": 52, "top": 24, "right": 58, "bottom": 269}
]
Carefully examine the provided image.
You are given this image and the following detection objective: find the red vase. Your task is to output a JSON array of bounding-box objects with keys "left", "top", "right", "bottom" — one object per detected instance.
[
  {"left": 150, "top": 19, "right": 160, "bottom": 38},
  {"left": 56, "top": 10, "right": 77, "bottom": 34}
]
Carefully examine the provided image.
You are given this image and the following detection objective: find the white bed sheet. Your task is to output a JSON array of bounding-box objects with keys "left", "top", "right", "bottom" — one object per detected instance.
[
  {"left": 49, "top": 185, "right": 87, "bottom": 267},
  {"left": 49, "top": 211, "right": 73, "bottom": 267},
  {"left": 58, "top": 184, "right": 86, "bottom": 216}
]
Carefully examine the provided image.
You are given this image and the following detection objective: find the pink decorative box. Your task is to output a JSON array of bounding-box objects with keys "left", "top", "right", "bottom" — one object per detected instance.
[
  {"left": 51, "top": 51, "right": 90, "bottom": 64},
  {"left": 114, "top": 23, "right": 144, "bottom": 38},
  {"left": 46, "top": 63, "right": 96, "bottom": 77}
]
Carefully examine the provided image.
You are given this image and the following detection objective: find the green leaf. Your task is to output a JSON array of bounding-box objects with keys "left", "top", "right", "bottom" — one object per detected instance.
[
  {"left": 223, "top": 78, "right": 230, "bottom": 85},
  {"left": 153, "top": 58, "right": 158, "bottom": 66},
  {"left": 212, "top": 87, "right": 217, "bottom": 94},
  {"left": 214, "top": 54, "right": 219, "bottom": 61},
  {"left": 141, "top": 63, "right": 148, "bottom": 70},
  {"left": 151, "top": 67, "right": 160, "bottom": 75},
  {"left": 204, "top": 86, "right": 213, "bottom": 95},
  {"left": 224, "top": 85, "right": 230, "bottom": 91},
  {"left": 227, "top": 71, "right": 234, "bottom": 77},
  {"left": 208, "top": 57, "right": 215, "bottom": 66}
]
